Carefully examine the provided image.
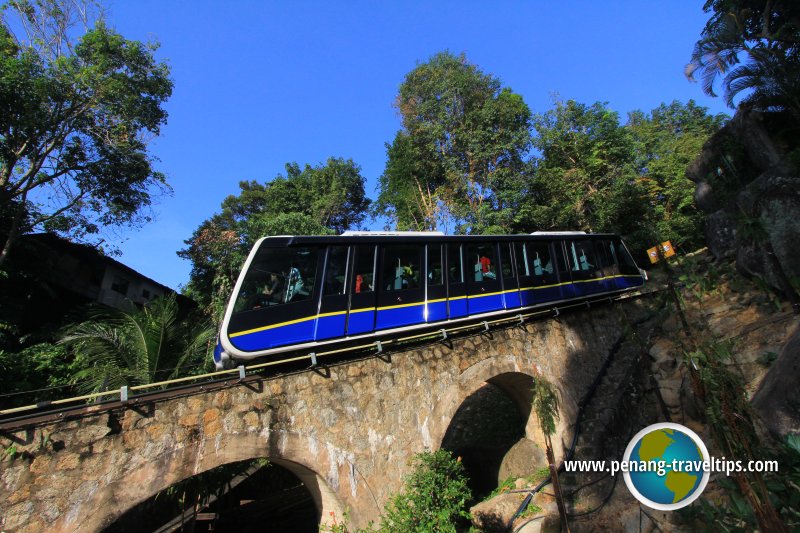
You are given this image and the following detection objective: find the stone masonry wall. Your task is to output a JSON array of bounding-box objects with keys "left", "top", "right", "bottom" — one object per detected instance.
[{"left": 0, "top": 300, "right": 647, "bottom": 532}]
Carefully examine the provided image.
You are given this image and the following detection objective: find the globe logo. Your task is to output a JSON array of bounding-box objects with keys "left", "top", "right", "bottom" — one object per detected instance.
[{"left": 622, "top": 422, "right": 710, "bottom": 510}]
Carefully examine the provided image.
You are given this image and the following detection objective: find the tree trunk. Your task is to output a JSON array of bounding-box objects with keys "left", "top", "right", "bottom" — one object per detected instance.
[
  {"left": 546, "top": 434, "right": 571, "bottom": 533},
  {"left": 0, "top": 205, "right": 23, "bottom": 269}
]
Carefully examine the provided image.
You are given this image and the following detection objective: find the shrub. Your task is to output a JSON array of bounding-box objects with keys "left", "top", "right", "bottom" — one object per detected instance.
[{"left": 380, "top": 450, "right": 472, "bottom": 532}]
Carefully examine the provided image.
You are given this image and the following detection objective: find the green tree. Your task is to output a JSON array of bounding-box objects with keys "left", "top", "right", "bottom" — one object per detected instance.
[
  {"left": 179, "top": 158, "right": 367, "bottom": 317},
  {"left": 380, "top": 450, "right": 472, "bottom": 532},
  {"left": 516, "top": 100, "right": 649, "bottom": 248},
  {"left": 0, "top": 0, "right": 173, "bottom": 267},
  {"left": 686, "top": 0, "right": 800, "bottom": 119},
  {"left": 60, "top": 294, "right": 213, "bottom": 394},
  {"left": 376, "top": 51, "right": 532, "bottom": 233},
  {"left": 628, "top": 100, "right": 727, "bottom": 250},
  {"left": 216, "top": 158, "right": 370, "bottom": 234},
  {"left": 0, "top": 342, "right": 74, "bottom": 408}
]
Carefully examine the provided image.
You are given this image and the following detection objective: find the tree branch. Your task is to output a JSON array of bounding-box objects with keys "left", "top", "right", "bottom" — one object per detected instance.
[{"left": 24, "top": 189, "right": 89, "bottom": 234}]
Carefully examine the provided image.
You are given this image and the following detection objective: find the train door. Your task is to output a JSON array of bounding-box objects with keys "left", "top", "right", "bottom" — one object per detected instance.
[
  {"left": 426, "top": 244, "right": 447, "bottom": 323},
  {"left": 553, "top": 240, "right": 575, "bottom": 299},
  {"left": 347, "top": 244, "right": 377, "bottom": 335},
  {"left": 525, "top": 240, "right": 562, "bottom": 305},
  {"left": 225, "top": 244, "right": 323, "bottom": 354},
  {"left": 446, "top": 243, "right": 468, "bottom": 319},
  {"left": 500, "top": 242, "right": 521, "bottom": 309},
  {"left": 465, "top": 242, "right": 503, "bottom": 314},
  {"left": 594, "top": 239, "right": 619, "bottom": 292},
  {"left": 515, "top": 242, "right": 535, "bottom": 307},
  {"left": 315, "top": 245, "right": 349, "bottom": 341},
  {"left": 376, "top": 244, "right": 425, "bottom": 330}
]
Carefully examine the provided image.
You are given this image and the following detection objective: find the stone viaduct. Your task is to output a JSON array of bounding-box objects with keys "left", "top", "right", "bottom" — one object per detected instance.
[{"left": 0, "top": 297, "right": 651, "bottom": 532}]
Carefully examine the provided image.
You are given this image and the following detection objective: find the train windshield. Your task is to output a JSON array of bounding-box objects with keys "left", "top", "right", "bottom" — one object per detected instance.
[
  {"left": 614, "top": 240, "right": 640, "bottom": 276},
  {"left": 232, "top": 245, "right": 319, "bottom": 313}
]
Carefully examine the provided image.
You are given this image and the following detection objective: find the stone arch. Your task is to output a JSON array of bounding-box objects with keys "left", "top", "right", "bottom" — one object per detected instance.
[
  {"left": 430, "top": 354, "right": 538, "bottom": 448},
  {"left": 56, "top": 430, "right": 346, "bottom": 532},
  {"left": 429, "top": 353, "right": 578, "bottom": 494},
  {"left": 429, "top": 356, "right": 537, "bottom": 495}
]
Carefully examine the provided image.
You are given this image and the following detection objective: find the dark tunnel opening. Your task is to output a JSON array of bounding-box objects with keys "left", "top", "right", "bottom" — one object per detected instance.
[
  {"left": 106, "top": 459, "right": 319, "bottom": 532},
  {"left": 440, "top": 381, "right": 530, "bottom": 500}
]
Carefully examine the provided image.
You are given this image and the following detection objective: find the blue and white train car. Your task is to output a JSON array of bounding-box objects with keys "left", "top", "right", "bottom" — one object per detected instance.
[{"left": 214, "top": 231, "right": 645, "bottom": 369}]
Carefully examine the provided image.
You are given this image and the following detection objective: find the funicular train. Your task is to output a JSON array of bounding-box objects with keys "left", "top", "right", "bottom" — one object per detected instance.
[{"left": 213, "top": 231, "right": 645, "bottom": 369}]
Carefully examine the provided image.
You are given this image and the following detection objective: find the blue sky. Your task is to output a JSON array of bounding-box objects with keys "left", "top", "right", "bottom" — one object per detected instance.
[{"left": 104, "top": 1, "right": 730, "bottom": 290}]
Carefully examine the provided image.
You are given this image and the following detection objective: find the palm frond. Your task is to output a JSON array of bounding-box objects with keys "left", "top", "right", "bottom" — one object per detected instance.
[{"left": 60, "top": 294, "right": 213, "bottom": 393}]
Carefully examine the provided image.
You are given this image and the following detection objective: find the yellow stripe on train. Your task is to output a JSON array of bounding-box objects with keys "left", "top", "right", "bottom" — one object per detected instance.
[{"left": 230, "top": 274, "right": 640, "bottom": 338}]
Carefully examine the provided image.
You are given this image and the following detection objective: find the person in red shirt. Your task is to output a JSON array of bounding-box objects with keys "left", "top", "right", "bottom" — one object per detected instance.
[{"left": 480, "top": 254, "right": 491, "bottom": 273}]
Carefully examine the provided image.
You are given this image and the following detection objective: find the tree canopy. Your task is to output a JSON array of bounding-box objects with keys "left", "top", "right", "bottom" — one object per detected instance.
[
  {"left": 516, "top": 100, "right": 645, "bottom": 239},
  {"left": 628, "top": 100, "right": 728, "bottom": 250},
  {"left": 376, "top": 53, "right": 726, "bottom": 254},
  {"left": 376, "top": 51, "right": 532, "bottom": 233},
  {"left": 512, "top": 99, "right": 726, "bottom": 253},
  {"left": 179, "top": 157, "right": 369, "bottom": 317},
  {"left": 0, "top": 0, "right": 173, "bottom": 267}
]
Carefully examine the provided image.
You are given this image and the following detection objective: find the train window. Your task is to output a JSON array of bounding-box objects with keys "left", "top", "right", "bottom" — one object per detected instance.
[
  {"left": 324, "top": 246, "right": 349, "bottom": 295},
  {"left": 569, "top": 241, "right": 599, "bottom": 273},
  {"left": 427, "top": 244, "right": 444, "bottom": 286},
  {"left": 595, "top": 240, "right": 617, "bottom": 274},
  {"left": 500, "top": 243, "right": 514, "bottom": 278},
  {"left": 468, "top": 243, "right": 497, "bottom": 281},
  {"left": 382, "top": 245, "right": 421, "bottom": 291},
  {"left": 447, "top": 244, "right": 463, "bottom": 283},
  {"left": 233, "top": 246, "right": 319, "bottom": 312},
  {"left": 353, "top": 245, "right": 375, "bottom": 293},
  {"left": 614, "top": 240, "right": 640, "bottom": 276},
  {"left": 528, "top": 242, "right": 555, "bottom": 282}
]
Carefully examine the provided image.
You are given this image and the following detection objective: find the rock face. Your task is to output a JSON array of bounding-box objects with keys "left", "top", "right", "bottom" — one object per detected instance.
[
  {"left": 498, "top": 438, "right": 547, "bottom": 484},
  {"left": 752, "top": 327, "right": 800, "bottom": 439},
  {"left": 686, "top": 109, "right": 800, "bottom": 296}
]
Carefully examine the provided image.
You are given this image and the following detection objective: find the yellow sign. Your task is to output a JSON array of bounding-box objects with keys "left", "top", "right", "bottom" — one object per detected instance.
[
  {"left": 648, "top": 241, "right": 676, "bottom": 263},
  {"left": 661, "top": 240, "right": 676, "bottom": 258}
]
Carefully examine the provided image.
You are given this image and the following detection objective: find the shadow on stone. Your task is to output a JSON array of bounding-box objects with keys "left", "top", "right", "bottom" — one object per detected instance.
[
  {"left": 106, "top": 460, "right": 318, "bottom": 533},
  {"left": 441, "top": 382, "right": 527, "bottom": 499}
]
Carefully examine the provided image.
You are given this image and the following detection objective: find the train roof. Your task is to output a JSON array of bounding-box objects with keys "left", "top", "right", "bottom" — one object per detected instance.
[{"left": 255, "top": 232, "right": 621, "bottom": 246}]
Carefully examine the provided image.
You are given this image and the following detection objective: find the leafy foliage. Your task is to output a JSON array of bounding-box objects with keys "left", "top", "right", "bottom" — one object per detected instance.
[
  {"left": 179, "top": 158, "right": 367, "bottom": 317},
  {"left": 513, "top": 99, "right": 725, "bottom": 253},
  {"left": 687, "top": 0, "right": 800, "bottom": 120},
  {"left": 59, "top": 294, "right": 213, "bottom": 394},
  {"left": 686, "top": 338, "right": 789, "bottom": 530},
  {"left": 0, "top": 342, "right": 74, "bottom": 408},
  {"left": 376, "top": 51, "right": 532, "bottom": 233},
  {"left": 378, "top": 54, "right": 726, "bottom": 253},
  {"left": 683, "top": 434, "right": 800, "bottom": 531},
  {"left": 514, "top": 100, "right": 650, "bottom": 249},
  {"left": 0, "top": 0, "right": 173, "bottom": 266},
  {"left": 629, "top": 101, "right": 728, "bottom": 251},
  {"left": 533, "top": 378, "right": 559, "bottom": 437},
  {"left": 380, "top": 450, "right": 472, "bottom": 532}
]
